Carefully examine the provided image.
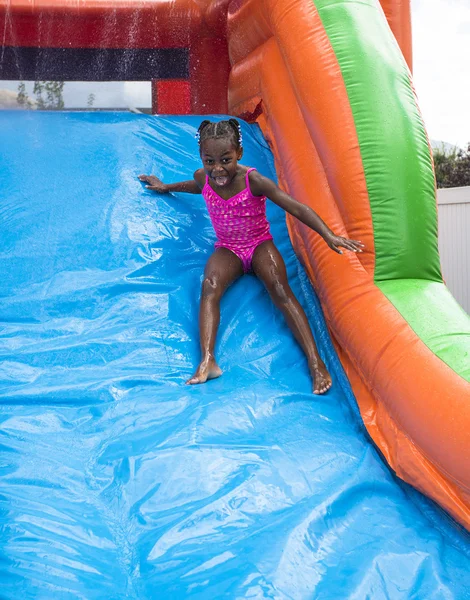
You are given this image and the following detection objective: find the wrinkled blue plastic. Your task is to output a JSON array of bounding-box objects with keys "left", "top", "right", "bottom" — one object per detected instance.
[{"left": 0, "top": 112, "right": 469, "bottom": 599}]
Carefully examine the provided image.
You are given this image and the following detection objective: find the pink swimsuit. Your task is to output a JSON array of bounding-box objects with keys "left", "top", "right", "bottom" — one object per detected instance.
[{"left": 202, "top": 168, "right": 273, "bottom": 273}]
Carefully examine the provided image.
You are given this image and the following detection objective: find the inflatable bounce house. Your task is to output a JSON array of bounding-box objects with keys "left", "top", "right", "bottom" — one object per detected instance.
[{"left": 1, "top": 0, "right": 469, "bottom": 597}]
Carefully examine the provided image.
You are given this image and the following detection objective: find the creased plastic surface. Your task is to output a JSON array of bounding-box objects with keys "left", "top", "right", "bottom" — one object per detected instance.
[{"left": 0, "top": 112, "right": 469, "bottom": 599}]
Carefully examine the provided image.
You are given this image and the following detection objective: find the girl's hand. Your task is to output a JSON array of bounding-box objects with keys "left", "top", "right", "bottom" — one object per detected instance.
[
  {"left": 138, "top": 174, "right": 168, "bottom": 193},
  {"left": 325, "top": 234, "right": 364, "bottom": 254}
]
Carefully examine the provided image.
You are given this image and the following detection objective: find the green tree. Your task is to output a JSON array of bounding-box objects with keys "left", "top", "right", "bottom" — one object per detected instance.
[
  {"left": 33, "top": 81, "right": 45, "bottom": 109},
  {"left": 17, "top": 81, "right": 30, "bottom": 107},
  {"left": 33, "top": 81, "right": 65, "bottom": 110},
  {"left": 434, "top": 144, "right": 470, "bottom": 188}
]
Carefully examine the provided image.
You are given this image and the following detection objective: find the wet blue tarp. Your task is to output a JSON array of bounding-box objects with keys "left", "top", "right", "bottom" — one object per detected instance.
[{"left": 1, "top": 111, "right": 469, "bottom": 599}]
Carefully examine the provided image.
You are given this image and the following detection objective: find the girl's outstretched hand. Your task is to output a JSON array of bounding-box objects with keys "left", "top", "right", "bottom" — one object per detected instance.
[
  {"left": 138, "top": 174, "right": 168, "bottom": 193},
  {"left": 325, "top": 234, "right": 364, "bottom": 254}
]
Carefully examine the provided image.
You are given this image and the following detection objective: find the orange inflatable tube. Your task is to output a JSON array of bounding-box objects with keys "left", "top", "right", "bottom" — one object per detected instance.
[{"left": 227, "top": 0, "right": 470, "bottom": 529}]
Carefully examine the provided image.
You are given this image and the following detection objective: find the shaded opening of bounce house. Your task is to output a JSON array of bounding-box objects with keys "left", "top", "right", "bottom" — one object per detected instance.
[{"left": 1, "top": 0, "right": 470, "bottom": 598}]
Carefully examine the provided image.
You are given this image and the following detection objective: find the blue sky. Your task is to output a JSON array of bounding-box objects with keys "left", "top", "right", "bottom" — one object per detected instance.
[{"left": 0, "top": 0, "right": 469, "bottom": 147}]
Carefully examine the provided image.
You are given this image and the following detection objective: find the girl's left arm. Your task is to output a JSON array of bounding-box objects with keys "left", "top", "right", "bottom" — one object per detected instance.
[{"left": 250, "top": 172, "right": 364, "bottom": 254}]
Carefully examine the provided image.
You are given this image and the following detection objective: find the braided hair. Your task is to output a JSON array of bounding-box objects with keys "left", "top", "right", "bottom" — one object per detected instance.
[{"left": 196, "top": 119, "right": 243, "bottom": 150}]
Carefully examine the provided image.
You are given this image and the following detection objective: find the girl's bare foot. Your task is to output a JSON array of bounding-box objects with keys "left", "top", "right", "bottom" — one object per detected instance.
[
  {"left": 309, "top": 360, "right": 332, "bottom": 395},
  {"left": 186, "top": 355, "right": 222, "bottom": 385}
]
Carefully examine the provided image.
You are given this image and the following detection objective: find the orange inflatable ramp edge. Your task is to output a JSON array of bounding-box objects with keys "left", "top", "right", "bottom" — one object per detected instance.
[{"left": 227, "top": 0, "right": 470, "bottom": 530}]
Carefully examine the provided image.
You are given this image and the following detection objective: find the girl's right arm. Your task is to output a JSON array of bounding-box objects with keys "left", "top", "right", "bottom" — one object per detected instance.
[{"left": 138, "top": 169, "right": 204, "bottom": 194}]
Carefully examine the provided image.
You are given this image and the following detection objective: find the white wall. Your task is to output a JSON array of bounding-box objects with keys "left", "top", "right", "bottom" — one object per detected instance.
[{"left": 437, "top": 186, "right": 470, "bottom": 314}]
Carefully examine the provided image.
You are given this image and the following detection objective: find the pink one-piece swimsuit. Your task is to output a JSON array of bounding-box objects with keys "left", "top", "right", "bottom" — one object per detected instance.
[{"left": 202, "top": 168, "right": 273, "bottom": 273}]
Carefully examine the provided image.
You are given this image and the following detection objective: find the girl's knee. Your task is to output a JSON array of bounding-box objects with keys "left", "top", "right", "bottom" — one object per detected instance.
[
  {"left": 201, "top": 275, "right": 223, "bottom": 299},
  {"left": 268, "top": 279, "right": 290, "bottom": 305}
]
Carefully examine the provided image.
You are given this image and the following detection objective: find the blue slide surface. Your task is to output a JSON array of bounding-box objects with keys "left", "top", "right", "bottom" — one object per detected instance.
[{"left": 1, "top": 112, "right": 469, "bottom": 599}]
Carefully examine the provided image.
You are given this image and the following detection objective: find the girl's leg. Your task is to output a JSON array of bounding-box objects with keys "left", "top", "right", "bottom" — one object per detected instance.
[
  {"left": 186, "top": 247, "right": 244, "bottom": 384},
  {"left": 252, "top": 241, "right": 332, "bottom": 394}
]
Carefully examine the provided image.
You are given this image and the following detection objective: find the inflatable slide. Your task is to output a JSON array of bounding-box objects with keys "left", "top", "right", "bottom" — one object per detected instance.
[{"left": 1, "top": 0, "right": 469, "bottom": 597}]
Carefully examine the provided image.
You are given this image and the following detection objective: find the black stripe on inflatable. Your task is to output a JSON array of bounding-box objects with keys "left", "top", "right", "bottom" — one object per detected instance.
[{"left": 0, "top": 47, "right": 189, "bottom": 81}]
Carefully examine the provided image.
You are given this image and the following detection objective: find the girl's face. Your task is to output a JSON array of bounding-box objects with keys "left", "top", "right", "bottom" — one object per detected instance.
[{"left": 200, "top": 137, "right": 243, "bottom": 188}]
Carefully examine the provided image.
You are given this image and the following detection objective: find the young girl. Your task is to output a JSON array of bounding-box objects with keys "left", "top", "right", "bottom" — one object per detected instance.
[{"left": 139, "top": 119, "right": 363, "bottom": 394}]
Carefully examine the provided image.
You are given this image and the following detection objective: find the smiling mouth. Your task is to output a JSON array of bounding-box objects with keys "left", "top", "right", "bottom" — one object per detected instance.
[{"left": 213, "top": 175, "right": 229, "bottom": 187}]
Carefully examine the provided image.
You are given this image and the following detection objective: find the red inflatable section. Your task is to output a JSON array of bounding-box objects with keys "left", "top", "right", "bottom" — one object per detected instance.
[{"left": 0, "top": 0, "right": 229, "bottom": 114}]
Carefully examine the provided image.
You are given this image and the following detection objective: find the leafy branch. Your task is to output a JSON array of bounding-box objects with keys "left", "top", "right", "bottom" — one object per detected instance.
[{"left": 434, "top": 144, "right": 470, "bottom": 188}]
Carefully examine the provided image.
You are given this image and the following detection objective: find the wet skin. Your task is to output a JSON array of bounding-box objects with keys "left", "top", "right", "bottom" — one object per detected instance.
[
  {"left": 186, "top": 241, "right": 332, "bottom": 394},
  {"left": 139, "top": 136, "right": 364, "bottom": 394},
  {"left": 199, "top": 137, "right": 243, "bottom": 193}
]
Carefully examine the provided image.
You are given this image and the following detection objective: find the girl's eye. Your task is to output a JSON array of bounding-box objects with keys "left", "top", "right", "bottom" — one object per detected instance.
[
  {"left": 205, "top": 159, "right": 214, "bottom": 165},
  {"left": 222, "top": 159, "right": 231, "bottom": 164}
]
